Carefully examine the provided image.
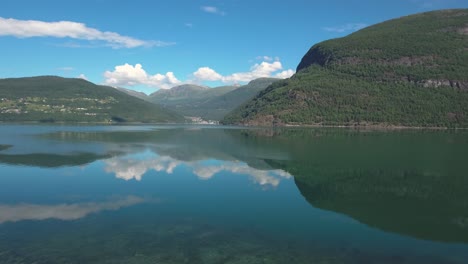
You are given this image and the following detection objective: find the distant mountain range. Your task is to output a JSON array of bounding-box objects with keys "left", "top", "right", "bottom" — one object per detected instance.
[
  {"left": 0, "top": 76, "right": 184, "bottom": 123},
  {"left": 0, "top": 76, "right": 277, "bottom": 123},
  {"left": 223, "top": 9, "right": 468, "bottom": 127},
  {"left": 148, "top": 78, "right": 279, "bottom": 120},
  {"left": 1, "top": 10, "right": 467, "bottom": 127}
]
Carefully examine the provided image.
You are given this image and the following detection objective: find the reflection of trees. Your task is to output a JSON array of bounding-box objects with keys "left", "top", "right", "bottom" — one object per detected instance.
[
  {"left": 292, "top": 167, "right": 468, "bottom": 243},
  {"left": 227, "top": 128, "right": 468, "bottom": 243}
]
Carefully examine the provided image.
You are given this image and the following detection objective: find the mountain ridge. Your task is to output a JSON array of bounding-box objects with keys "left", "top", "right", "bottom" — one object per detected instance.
[
  {"left": 223, "top": 9, "right": 468, "bottom": 127},
  {"left": 149, "top": 78, "right": 279, "bottom": 120},
  {"left": 0, "top": 76, "right": 185, "bottom": 123}
]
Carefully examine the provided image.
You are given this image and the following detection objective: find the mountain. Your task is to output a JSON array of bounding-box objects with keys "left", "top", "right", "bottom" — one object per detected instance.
[
  {"left": 149, "top": 84, "right": 210, "bottom": 101},
  {"left": 223, "top": 9, "right": 468, "bottom": 127},
  {"left": 0, "top": 76, "right": 185, "bottom": 123},
  {"left": 149, "top": 84, "right": 237, "bottom": 120},
  {"left": 195, "top": 78, "right": 280, "bottom": 120},
  {"left": 115, "top": 87, "right": 149, "bottom": 101},
  {"left": 149, "top": 78, "right": 278, "bottom": 121}
]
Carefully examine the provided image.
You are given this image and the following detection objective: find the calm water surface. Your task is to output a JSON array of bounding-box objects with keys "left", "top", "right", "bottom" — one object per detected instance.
[{"left": 0, "top": 124, "right": 467, "bottom": 263}]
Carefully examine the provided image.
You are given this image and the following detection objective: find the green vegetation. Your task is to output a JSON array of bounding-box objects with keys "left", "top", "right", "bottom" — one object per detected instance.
[
  {"left": 149, "top": 84, "right": 236, "bottom": 120},
  {"left": 0, "top": 76, "right": 185, "bottom": 123},
  {"left": 149, "top": 78, "right": 278, "bottom": 121},
  {"left": 196, "top": 78, "right": 279, "bottom": 120},
  {"left": 223, "top": 9, "right": 468, "bottom": 127},
  {"left": 115, "top": 87, "right": 149, "bottom": 101}
]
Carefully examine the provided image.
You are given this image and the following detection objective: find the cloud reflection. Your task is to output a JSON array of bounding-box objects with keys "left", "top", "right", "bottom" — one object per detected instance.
[
  {"left": 0, "top": 196, "right": 143, "bottom": 224},
  {"left": 192, "top": 162, "right": 291, "bottom": 186},
  {"left": 104, "top": 153, "right": 291, "bottom": 187},
  {"left": 105, "top": 156, "right": 180, "bottom": 181}
]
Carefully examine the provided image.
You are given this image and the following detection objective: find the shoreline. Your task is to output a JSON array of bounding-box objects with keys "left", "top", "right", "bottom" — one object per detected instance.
[{"left": 0, "top": 121, "right": 466, "bottom": 130}]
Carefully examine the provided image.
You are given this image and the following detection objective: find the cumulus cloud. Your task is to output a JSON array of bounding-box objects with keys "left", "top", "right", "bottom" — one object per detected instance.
[
  {"left": 77, "top": 73, "right": 88, "bottom": 80},
  {"left": 201, "top": 6, "right": 226, "bottom": 16},
  {"left": 104, "top": 63, "right": 181, "bottom": 89},
  {"left": 104, "top": 154, "right": 291, "bottom": 187},
  {"left": 193, "top": 67, "right": 223, "bottom": 81},
  {"left": 275, "top": 69, "right": 295, "bottom": 79},
  {"left": 323, "top": 23, "right": 367, "bottom": 33},
  {"left": 104, "top": 59, "right": 295, "bottom": 90},
  {"left": 0, "top": 196, "right": 144, "bottom": 224},
  {"left": 193, "top": 61, "right": 295, "bottom": 84},
  {"left": 0, "top": 17, "right": 173, "bottom": 49}
]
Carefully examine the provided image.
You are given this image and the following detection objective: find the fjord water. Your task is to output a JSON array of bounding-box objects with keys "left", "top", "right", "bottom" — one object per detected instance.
[{"left": 0, "top": 125, "right": 467, "bottom": 264}]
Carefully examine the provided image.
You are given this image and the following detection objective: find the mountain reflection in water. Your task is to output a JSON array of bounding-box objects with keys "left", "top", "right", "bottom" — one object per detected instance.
[{"left": 0, "top": 125, "right": 467, "bottom": 263}]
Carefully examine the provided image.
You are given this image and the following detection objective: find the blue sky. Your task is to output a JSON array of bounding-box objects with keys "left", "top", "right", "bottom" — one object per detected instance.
[{"left": 0, "top": 0, "right": 467, "bottom": 94}]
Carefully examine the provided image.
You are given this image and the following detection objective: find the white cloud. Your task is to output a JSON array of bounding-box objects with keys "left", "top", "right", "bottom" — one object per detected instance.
[
  {"left": 0, "top": 17, "right": 173, "bottom": 49},
  {"left": 193, "top": 61, "right": 295, "bottom": 84},
  {"left": 77, "top": 73, "right": 88, "bottom": 80},
  {"left": 222, "top": 61, "right": 284, "bottom": 83},
  {"left": 201, "top": 6, "right": 226, "bottom": 16},
  {"left": 104, "top": 59, "right": 295, "bottom": 90},
  {"left": 193, "top": 67, "right": 223, "bottom": 81},
  {"left": 256, "top": 56, "right": 274, "bottom": 62},
  {"left": 104, "top": 63, "right": 181, "bottom": 89},
  {"left": 0, "top": 196, "right": 144, "bottom": 224},
  {"left": 323, "top": 23, "right": 367, "bottom": 33},
  {"left": 275, "top": 69, "right": 295, "bottom": 79}
]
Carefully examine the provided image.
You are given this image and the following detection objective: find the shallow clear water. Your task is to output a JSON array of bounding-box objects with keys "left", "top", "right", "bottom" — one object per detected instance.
[{"left": 0, "top": 124, "right": 467, "bottom": 263}]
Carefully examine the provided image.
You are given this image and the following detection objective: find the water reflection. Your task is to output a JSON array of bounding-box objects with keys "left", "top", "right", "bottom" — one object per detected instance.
[
  {"left": 103, "top": 151, "right": 291, "bottom": 187},
  {"left": 0, "top": 196, "right": 144, "bottom": 224},
  {"left": 1, "top": 125, "right": 468, "bottom": 247},
  {"left": 242, "top": 129, "right": 468, "bottom": 244}
]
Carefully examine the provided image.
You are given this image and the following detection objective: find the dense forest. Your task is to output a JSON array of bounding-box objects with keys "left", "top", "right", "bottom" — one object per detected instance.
[{"left": 223, "top": 9, "right": 468, "bottom": 127}]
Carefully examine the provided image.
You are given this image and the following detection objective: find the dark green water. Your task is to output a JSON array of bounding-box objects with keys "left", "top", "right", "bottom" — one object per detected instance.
[{"left": 0, "top": 124, "right": 467, "bottom": 264}]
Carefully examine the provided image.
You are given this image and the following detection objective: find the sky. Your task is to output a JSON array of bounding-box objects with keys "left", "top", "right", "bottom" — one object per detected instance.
[{"left": 0, "top": 0, "right": 467, "bottom": 94}]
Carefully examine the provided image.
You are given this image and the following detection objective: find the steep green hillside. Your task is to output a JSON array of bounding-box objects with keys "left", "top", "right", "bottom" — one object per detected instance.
[
  {"left": 0, "top": 76, "right": 185, "bottom": 123},
  {"left": 223, "top": 9, "right": 468, "bottom": 127},
  {"left": 150, "top": 79, "right": 277, "bottom": 121}
]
